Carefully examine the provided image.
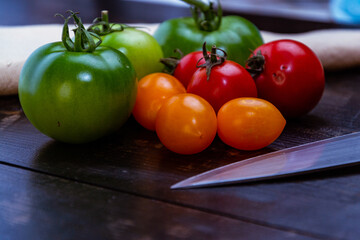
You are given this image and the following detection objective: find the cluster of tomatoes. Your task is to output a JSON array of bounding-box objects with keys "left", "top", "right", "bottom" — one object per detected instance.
[
  {"left": 132, "top": 38, "right": 326, "bottom": 155},
  {"left": 19, "top": 10, "right": 325, "bottom": 150}
]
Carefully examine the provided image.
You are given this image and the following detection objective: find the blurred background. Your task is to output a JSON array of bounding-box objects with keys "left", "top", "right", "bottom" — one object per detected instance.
[{"left": 0, "top": 0, "right": 359, "bottom": 32}]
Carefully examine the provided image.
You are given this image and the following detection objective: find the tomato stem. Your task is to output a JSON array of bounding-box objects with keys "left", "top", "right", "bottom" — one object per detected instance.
[
  {"left": 160, "top": 49, "right": 184, "bottom": 74},
  {"left": 246, "top": 51, "right": 266, "bottom": 78},
  {"left": 56, "top": 11, "right": 101, "bottom": 52},
  {"left": 181, "top": 0, "right": 222, "bottom": 32},
  {"left": 181, "top": 0, "right": 211, "bottom": 12},
  {"left": 197, "top": 42, "right": 227, "bottom": 81},
  {"left": 87, "top": 10, "right": 140, "bottom": 36},
  {"left": 101, "top": 10, "right": 110, "bottom": 32},
  {"left": 87, "top": 10, "right": 119, "bottom": 35}
]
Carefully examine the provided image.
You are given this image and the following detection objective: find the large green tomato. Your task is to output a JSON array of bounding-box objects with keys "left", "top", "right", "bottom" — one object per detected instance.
[
  {"left": 154, "top": 0, "right": 263, "bottom": 66},
  {"left": 18, "top": 12, "right": 137, "bottom": 144},
  {"left": 88, "top": 11, "right": 164, "bottom": 80}
]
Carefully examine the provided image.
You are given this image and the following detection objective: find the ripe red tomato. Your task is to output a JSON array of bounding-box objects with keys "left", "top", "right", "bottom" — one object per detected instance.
[
  {"left": 132, "top": 73, "right": 186, "bottom": 131},
  {"left": 246, "top": 39, "right": 325, "bottom": 118},
  {"left": 173, "top": 51, "right": 206, "bottom": 88},
  {"left": 155, "top": 93, "right": 217, "bottom": 155},
  {"left": 217, "top": 97, "right": 286, "bottom": 151},
  {"left": 187, "top": 60, "right": 257, "bottom": 113},
  {"left": 161, "top": 50, "right": 207, "bottom": 88}
]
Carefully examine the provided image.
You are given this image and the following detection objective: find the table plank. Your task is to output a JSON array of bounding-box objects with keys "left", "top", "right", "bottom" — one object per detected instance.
[
  {"left": 0, "top": 164, "right": 318, "bottom": 240},
  {"left": 1, "top": 69, "right": 360, "bottom": 239}
]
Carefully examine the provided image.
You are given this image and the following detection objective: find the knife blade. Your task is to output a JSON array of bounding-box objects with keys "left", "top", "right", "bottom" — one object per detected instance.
[{"left": 171, "top": 132, "right": 360, "bottom": 189}]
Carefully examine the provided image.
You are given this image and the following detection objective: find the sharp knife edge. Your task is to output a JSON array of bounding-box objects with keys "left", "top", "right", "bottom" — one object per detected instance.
[{"left": 171, "top": 132, "right": 360, "bottom": 189}]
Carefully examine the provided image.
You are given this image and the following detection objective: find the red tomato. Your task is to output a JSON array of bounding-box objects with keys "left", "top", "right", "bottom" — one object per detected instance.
[
  {"left": 187, "top": 60, "right": 257, "bottom": 112},
  {"left": 173, "top": 51, "right": 206, "bottom": 88},
  {"left": 132, "top": 73, "right": 186, "bottom": 131},
  {"left": 155, "top": 93, "right": 217, "bottom": 155},
  {"left": 246, "top": 39, "right": 325, "bottom": 118},
  {"left": 217, "top": 98, "right": 286, "bottom": 151}
]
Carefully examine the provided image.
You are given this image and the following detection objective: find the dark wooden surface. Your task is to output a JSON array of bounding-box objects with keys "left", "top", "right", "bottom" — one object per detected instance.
[{"left": 2, "top": 1, "right": 360, "bottom": 239}]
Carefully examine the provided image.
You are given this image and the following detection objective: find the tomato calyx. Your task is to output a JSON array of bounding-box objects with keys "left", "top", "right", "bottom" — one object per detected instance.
[
  {"left": 197, "top": 42, "right": 227, "bottom": 81},
  {"left": 56, "top": 10, "right": 102, "bottom": 52},
  {"left": 181, "top": 0, "right": 222, "bottom": 32},
  {"left": 159, "top": 49, "right": 184, "bottom": 75},
  {"left": 87, "top": 10, "right": 138, "bottom": 36},
  {"left": 246, "top": 50, "right": 265, "bottom": 78}
]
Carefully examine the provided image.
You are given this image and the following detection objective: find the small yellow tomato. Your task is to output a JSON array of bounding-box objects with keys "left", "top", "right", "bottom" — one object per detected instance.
[
  {"left": 132, "top": 73, "right": 186, "bottom": 131},
  {"left": 217, "top": 97, "right": 286, "bottom": 151},
  {"left": 155, "top": 93, "right": 217, "bottom": 155}
]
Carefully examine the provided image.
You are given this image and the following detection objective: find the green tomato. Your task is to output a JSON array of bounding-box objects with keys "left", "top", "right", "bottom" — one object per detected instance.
[
  {"left": 154, "top": 1, "right": 263, "bottom": 66},
  {"left": 101, "top": 27, "right": 164, "bottom": 79},
  {"left": 88, "top": 11, "right": 164, "bottom": 80},
  {"left": 18, "top": 12, "right": 137, "bottom": 144}
]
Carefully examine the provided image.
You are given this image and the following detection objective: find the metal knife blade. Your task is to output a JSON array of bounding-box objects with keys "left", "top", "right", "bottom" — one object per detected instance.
[{"left": 171, "top": 132, "right": 360, "bottom": 189}]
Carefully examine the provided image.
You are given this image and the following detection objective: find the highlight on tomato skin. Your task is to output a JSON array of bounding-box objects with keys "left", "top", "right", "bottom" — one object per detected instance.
[
  {"left": 155, "top": 93, "right": 217, "bottom": 155},
  {"left": 217, "top": 97, "right": 286, "bottom": 151},
  {"left": 132, "top": 73, "right": 186, "bottom": 131}
]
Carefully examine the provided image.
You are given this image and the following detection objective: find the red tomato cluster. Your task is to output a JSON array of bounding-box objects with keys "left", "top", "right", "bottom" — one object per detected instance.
[{"left": 133, "top": 40, "right": 325, "bottom": 154}]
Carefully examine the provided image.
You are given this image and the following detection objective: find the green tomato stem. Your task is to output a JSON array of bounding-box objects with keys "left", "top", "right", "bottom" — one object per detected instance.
[
  {"left": 101, "top": 10, "right": 110, "bottom": 32},
  {"left": 181, "top": 0, "right": 222, "bottom": 31},
  {"left": 88, "top": 10, "right": 149, "bottom": 37},
  {"left": 88, "top": 10, "right": 136, "bottom": 36},
  {"left": 181, "top": 0, "right": 211, "bottom": 12},
  {"left": 56, "top": 11, "right": 102, "bottom": 52}
]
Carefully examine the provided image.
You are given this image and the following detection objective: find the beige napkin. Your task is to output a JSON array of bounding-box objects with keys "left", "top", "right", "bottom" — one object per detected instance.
[{"left": 1, "top": 24, "right": 360, "bottom": 95}]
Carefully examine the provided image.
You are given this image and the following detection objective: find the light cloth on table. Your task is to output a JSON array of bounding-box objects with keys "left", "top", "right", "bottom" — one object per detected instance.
[{"left": 1, "top": 24, "right": 360, "bottom": 95}]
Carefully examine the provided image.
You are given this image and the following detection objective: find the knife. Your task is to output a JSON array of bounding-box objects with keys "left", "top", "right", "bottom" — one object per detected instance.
[{"left": 171, "top": 132, "right": 360, "bottom": 189}]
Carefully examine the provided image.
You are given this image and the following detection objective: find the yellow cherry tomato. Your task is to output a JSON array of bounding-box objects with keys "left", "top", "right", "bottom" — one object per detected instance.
[
  {"left": 155, "top": 93, "right": 217, "bottom": 155},
  {"left": 217, "top": 97, "right": 286, "bottom": 151},
  {"left": 132, "top": 73, "right": 186, "bottom": 131}
]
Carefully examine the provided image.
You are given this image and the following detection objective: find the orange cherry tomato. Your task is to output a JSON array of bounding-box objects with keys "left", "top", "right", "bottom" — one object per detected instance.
[
  {"left": 132, "top": 73, "right": 186, "bottom": 131},
  {"left": 155, "top": 93, "right": 217, "bottom": 155},
  {"left": 217, "top": 97, "right": 286, "bottom": 151}
]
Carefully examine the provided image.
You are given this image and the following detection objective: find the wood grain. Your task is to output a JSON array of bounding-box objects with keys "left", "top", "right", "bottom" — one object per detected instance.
[{"left": 1, "top": 164, "right": 316, "bottom": 240}]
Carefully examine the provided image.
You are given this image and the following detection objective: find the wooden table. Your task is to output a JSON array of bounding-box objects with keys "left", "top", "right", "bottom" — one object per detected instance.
[{"left": 1, "top": 1, "right": 360, "bottom": 239}]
